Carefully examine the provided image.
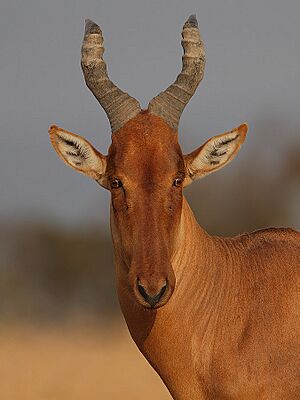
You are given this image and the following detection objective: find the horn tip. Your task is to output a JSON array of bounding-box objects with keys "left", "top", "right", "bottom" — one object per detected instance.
[
  {"left": 84, "top": 19, "right": 101, "bottom": 35},
  {"left": 186, "top": 14, "right": 198, "bottom": 28}
]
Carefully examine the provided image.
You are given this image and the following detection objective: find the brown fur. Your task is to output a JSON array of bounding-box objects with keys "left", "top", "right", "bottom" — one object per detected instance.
[
  {"left": 49, "top": 112, "right": 300, "bottom": 399},
  {"left": 109, "top": 114, "right": 300, "bottom": 399}
]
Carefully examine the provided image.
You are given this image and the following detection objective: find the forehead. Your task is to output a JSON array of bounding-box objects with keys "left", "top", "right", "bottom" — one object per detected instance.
[{"left": 107, "top": 113, "right": 184, "bottom": 178}]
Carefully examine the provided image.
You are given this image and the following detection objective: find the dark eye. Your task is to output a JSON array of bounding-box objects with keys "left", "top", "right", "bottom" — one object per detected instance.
[
  {"left": 111, "top": 179, "right": 122, "bottom": 189},
  {"left": 173, "top": 178, "right": 183, "bottom": 187}
]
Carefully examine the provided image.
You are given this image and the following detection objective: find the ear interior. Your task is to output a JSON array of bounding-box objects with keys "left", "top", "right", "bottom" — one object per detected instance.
[
  {"left": 185, "top": 123, "right": 248, "bottom": 183},
  {"left": 49, "top": 125, "right": 107, "bottom": 183}
]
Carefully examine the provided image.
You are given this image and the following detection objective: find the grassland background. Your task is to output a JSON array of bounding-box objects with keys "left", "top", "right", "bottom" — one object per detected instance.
[{"left": 0, "top": 322, "right": 171, "bottom": 400}]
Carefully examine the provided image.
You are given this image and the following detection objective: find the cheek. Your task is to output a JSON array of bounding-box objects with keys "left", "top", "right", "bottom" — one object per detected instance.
[
  {"left": 111, "top": 191, "right": 129, "bottom": 238},
  {"left": 110, "top": 190, "right": 136, "bottom": 240},
  {"left": 110, "top": 192, "right": 133, "bottom": 259},
  {"left": 166, "top": 188, "right": 183, "bottom": 214},
  {"left": 111, "top": 189, "right": 129, "bottom": 213},
  {"left": 165, "top": 190, "right": 183, "bottom": 232}
]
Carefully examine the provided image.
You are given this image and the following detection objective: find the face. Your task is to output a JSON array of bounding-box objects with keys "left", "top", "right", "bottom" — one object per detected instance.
[
  {"left": 107, "top": 114, "right": 185, "bottom": 309},
  {"left": 49, "top": 115, "right": 247, "bottom": 310}
]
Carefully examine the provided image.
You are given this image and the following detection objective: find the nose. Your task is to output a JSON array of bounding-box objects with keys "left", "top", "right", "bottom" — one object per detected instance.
[{"left": 137, "top": 279, "right": 168, "bottom": 308}]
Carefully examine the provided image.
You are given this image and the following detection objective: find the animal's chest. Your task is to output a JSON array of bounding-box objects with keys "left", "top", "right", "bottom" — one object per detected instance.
[
  {"left": 198, "top": 345, "right": 300, "bottom": 400},
  {"left": 202, "top": 352, "right": 267, "bottom": 399}
]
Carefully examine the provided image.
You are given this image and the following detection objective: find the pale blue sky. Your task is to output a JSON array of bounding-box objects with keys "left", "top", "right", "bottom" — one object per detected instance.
[{"left": 0, "top": 0, "right": 299, "bottom": 229}]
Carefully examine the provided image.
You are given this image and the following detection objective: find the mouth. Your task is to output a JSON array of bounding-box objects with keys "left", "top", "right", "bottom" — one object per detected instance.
[{"left": 137, "top": 298, "right": 169, "bottom": 310}]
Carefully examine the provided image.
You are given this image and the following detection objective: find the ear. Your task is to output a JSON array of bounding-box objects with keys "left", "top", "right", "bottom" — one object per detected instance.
[
  {"left": 184, "top": 123, "right": 248, "bottom": 186},
  {"left": 49, "top": 125, "right": 108, "bottom": 188}
]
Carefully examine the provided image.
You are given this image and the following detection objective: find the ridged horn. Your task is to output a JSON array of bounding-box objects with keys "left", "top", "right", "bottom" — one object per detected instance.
[
  {"left": 148, "top": 15, "right": 205, "bottom": 131},
  {"left": 81, "top": 19, "right": 141, "bottom": 133}
]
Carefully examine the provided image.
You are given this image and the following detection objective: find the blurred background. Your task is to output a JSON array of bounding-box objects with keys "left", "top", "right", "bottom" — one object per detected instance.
[{"left": 0, "top": 0, "right": 299, "bottom": 398}]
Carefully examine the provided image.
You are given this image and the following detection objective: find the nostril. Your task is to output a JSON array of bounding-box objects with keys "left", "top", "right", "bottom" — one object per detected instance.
[
  {"left": 157, "top": 281, "right": 167, "bottom": 299},
  {"left": 137, "top": 281, "right": 148, "bottom": 300},
  {"left": 137, "top": 279, "right": 168, "bottom": 308}
]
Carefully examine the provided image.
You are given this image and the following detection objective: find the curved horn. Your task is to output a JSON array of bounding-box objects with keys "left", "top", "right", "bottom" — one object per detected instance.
[
  {"left": 81, "top": 20, "right": 141, "bottom": 132},
  {"left": 148, "top": 15, "right": 205, "bottom": 131}
]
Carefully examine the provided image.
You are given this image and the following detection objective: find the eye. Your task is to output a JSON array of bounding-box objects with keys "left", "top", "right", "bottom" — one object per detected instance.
[
  {"left": 173, "top": 177, "right": 183, "bottom": 187},
  {"left": 111, "top": 179, "right": 122, "bottom": 189}
]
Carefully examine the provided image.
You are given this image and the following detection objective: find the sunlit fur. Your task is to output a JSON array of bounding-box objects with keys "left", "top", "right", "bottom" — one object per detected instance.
[{"left": 49, "top": 112, "right": 300, "bottom": 399}]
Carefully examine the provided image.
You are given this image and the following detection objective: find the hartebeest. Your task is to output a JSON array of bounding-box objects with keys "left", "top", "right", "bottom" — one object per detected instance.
[{"left": 49, "top": 15, "right": 300, "bottom": 399}]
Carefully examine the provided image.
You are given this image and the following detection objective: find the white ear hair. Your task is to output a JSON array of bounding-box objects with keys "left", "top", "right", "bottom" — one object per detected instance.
[
  {"left": 49, "top": 125, "right": 107, "bottom": 187},
  {"left": 184, "top": 123, "right": 248, "bottom": 185}
]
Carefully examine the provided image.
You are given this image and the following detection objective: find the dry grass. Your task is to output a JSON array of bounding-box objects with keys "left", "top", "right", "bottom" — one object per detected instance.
[{"left": 0, "top": 321, "right": 171, "bottom": 400}]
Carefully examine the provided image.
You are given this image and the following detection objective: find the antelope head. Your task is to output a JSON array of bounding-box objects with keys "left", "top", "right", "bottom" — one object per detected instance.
[{"left": 49, "top": 16, "right": 247, "bottom": 309}]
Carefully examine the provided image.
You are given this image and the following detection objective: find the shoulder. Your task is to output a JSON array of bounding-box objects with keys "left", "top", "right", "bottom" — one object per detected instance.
[
  {"left": 230, "top": 227, "right": 300, "bottom": 255},
  {"left": 237, "top": 229, "right": 300, "bottom": 271},
  {"left": 244, "top": 227, "right": 300, "bottom": 244}
]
